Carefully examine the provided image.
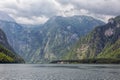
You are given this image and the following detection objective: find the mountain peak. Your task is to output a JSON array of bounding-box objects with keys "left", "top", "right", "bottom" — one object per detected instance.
[
  {"left": 0, "top": 11, "right": 15, "bottom": 22},
  {"left": 65, "top": 15, "right": 120, "bottom": 60},
  {"left": 108, "top": 15, "right": 120, "bottom": 24}
]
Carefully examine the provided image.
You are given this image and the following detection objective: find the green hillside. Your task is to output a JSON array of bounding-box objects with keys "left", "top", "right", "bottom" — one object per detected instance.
[
  {"left": 0, "top": 16, "right": 104, "bottom": 63},
  {"left": 0, "top": 28, "right": 24, "bottom": 63},
  {"left": 64, "top": 16, "right": 120, "bottom": 60}
]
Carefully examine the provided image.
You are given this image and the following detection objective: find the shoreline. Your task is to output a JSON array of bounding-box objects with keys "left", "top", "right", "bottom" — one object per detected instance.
[{"left": 50, "top": 58, "right": 120, "bottom": 64}]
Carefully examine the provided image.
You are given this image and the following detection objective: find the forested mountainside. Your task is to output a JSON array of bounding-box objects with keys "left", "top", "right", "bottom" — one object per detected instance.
[
  {"left": 64, "top": 16, "right": 120, "bottom": 60},
  {"left": 0, "top": 28, "right": 24, "bottom": 63},
  {"left": 0, "top": 13, "right": 104, "bottom": 63},
  {"left": 32, "top": 16, "right": 104, "bottom": 63}
]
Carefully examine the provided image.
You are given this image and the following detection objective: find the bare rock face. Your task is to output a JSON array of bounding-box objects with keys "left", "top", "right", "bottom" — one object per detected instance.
[
  {"left": 65, "top": 15, "right": 120, "bottom": 60},
  {"left": 0, "top": 15, "right": 105, "bottom": 63},
  {"left": 117, "top": 23, "right": 120, "bottom": 28},
  {"left": 105, "top": 28, "right": 114, "bottom": 37}
]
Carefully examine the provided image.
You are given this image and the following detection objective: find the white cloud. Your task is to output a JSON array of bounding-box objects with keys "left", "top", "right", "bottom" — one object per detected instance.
[
  {"left": 56, "top": 0, "right": 120, "bottom": 16},
  {"left": 0, "top": 0, "right": 119, "bottom": 24},
  {"left": 12, "top": 15, "right": 48, "bottom": 24}
]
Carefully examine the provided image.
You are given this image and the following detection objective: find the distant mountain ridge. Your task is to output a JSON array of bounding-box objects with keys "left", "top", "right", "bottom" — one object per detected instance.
[
  {"left": 0, "top": 13, "right": 105, "bottom": 63},
  {"left": 64, "top": 16, "right": 120, "bottom": 60}
]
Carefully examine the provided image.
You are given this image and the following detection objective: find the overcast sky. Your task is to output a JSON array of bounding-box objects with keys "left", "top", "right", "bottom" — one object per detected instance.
[{"left": 0, "top": 0, "right": 119, "bottom": 24}]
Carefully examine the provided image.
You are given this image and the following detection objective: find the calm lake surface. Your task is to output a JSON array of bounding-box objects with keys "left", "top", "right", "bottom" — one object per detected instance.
[{"left": 0, "top": 64, "right": 120, "bottom": 80}]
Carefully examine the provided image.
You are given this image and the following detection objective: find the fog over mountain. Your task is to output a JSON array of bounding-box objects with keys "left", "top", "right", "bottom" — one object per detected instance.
[{"left": 0, "top": 11, "right": 15, "bottom": 22}]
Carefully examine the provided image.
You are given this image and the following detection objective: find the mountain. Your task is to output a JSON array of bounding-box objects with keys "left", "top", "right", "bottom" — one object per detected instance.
[
  {"left": 0, "top": 21, "right": 38, "bottom": 62},
  {"left": 0, "top": 21, "right": 44, "bottom": 62},
  {"left": 64, "top": 16, "right": 120, "bottom": 60},
  {"left": 0, "top": 28, "right": 24, "bottom": 63},
  {"left": 0, "top": 14, "right": 105, "bottom": 63},
  {"left": 25, "top": 16, "right": 104, "bottom": 63},
  {"left": 0, "top": 11, "right": 15, "bottom": 22},
  {"left": 33, "top": 16, "right": 104, "bottom": 63}
]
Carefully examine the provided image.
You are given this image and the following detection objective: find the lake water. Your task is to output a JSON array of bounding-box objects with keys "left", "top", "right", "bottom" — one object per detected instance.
[{"left": 0, "top": 64, "right": 120, "bottom": 80}]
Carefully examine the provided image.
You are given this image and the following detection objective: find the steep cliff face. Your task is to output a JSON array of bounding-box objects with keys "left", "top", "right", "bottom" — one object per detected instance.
[
  {"left": 65, "top": 16, "right": 120, "bottom": 60},
  {"left": 0, "top": 28, "right": 24, "bottom": 63},
  {"left": 0, "top": 21, "right": 43, "bottom": 62},
  {"left": 30, "top": 16, "right": 104, "bottom": 63},
  {"left": 0, "top": 14, "right": 104, "bottom": 63}
]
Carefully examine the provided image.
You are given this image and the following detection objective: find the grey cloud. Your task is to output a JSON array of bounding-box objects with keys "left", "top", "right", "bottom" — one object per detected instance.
[
  {"left": 0, "top": 0, "right": 119, "bottom": 24},
  {"left": 3, "top": 0, "right": 58, "bottom": 19},
  {"left": 56, "top": 0, "right": 120, "bottom": 16},
  {"left": 16, "top": 0, "right": 20, "bottom": 4}
]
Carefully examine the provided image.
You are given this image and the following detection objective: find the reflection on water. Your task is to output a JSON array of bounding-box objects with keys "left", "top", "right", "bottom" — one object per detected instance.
[{"left": 0, "top": 64, "right": 120, "bottom": 80}]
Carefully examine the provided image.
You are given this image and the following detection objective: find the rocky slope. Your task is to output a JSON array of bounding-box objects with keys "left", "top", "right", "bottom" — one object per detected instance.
[
  {"left": 0, "top": 13, "right": 104, "bottom": 63},
  {"left": 0, "top": 28, "right": 24, "bottom": 63},
  {"left": 64, "top": 16, "right": 120, "bottom": 60},
  {"left": 33, "top": 16, "right": 104, "bottom": 63}
]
